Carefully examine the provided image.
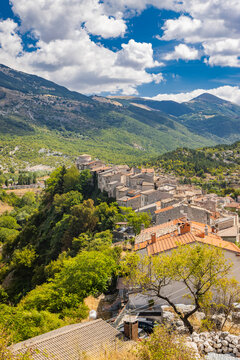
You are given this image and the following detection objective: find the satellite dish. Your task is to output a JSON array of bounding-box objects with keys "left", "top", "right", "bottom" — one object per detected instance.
[{"left": 89, "top": 310, "right": 97, "bottom": 320}]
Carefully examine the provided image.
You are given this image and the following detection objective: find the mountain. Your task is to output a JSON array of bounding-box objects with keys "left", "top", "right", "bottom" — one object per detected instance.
[
  {"left": 127, "top": 98, "right": 192, "bottom": 116},
  {"left": 110, "top": 92, "right": 240, "bottom": 143},
  {"left": 190, "top": 93, "right": 227, "bottom": 104},
  {"left": 0, "top": 65, "right": 215, "bottom": 169},
  {"left": 181, "top": 93, "right": 240, "bottom": 140},
  {"left": 0, "top": 64, "right": 90, "bottom": 102},
  {"left": 1, "top": 65, "right": 240, "bottom": 169}
]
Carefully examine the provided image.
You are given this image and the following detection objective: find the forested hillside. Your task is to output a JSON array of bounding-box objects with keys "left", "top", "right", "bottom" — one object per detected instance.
[
  {"left": 111, "top": 93, "right": 240, "bottom": 144},
  {"left": 0, "top": 166, "right": 150, "bottom": 343},
  {"left": 145, "top": 141, "right": 240, "bottom": 195}
]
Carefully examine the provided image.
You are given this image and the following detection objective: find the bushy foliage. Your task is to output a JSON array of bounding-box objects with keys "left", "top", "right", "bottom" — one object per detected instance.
[
  {"left": 138, "top": 325, "right": 199, "bottom": 360},
  {"left": 0, "top": 165, "right": 141, "bottom": 344}
]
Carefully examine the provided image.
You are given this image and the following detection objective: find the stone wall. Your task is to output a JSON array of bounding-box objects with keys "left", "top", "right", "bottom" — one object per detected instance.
[
  {"left": 155, "top": 204, "right": 211, "bottom": 225},
  {"left": 190, "top": 331, "right": 240, "bottom": 357}
]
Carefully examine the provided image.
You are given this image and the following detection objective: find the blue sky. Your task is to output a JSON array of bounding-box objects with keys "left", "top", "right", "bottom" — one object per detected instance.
[{"left": 0, "top": 0, "right": 240, "bottom": 103}]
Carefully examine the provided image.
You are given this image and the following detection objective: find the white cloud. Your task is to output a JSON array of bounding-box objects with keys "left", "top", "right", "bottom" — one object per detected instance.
[
  {"left": 150, "top": 86, "right": 240, "bottom": 105},
  {"left": 164, "top": 44, "right": 200, "bottom": 61},
  {"left": 0, "top": 19, "right": 22, "bottom": 57},
  {"left": 116, "top": 39, "right": 163, "bottom": 69},
  {"left": 84, "top": 15, "right": 126, "bottom": 38},
  {"left": 2, "top": 0, "right": 239, "bottom": 96},
  {"left": 0, "top": 22, "right": 163, "bottom": 94},
  {"left": 203, "top": 39, "right": 240, "bottom": 67},
  {"left": 10, "top": 0, "right": 127, "bottom": 41},
  {"left": 0, "top": 0, "right": 166, "bottom": 95},
  {"left": 159, "top": 1, "right": 240, "bottom": 68},
  {"left": 103, "top": 0, "right": 180, "bottom": 14},
  {"left": 161, "top": 16, "right": 202, "bottom": 42}
]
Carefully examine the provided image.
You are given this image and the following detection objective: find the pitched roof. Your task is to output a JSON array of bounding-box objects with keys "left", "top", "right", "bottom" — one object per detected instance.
[
  {"left": 198, "top": 233, "right": 240, "bottom": 253},
  {"left": 135, "top": 221, "right": 240, "bottom": 256},
  {"left": 10, "top": 319, "right": 123, "bottom": 360},
  {"left": 141, "top": 168, "right": 154, "bottom": 173},
  {"left": 155, "top": 206, "right": 174, "bottom": 214},
  {"left": 147, "top": 232, "right": 196, "bottom": 255}
]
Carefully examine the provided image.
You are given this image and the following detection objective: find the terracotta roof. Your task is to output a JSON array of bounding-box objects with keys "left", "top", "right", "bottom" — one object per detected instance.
[
  {"left": 144, "top": 230, "right": 240, "bottom": 256},
  {"left": 155, "top": 206, "right": 174, "bottom": 214},
  {"left": 198, "top": 234, "right": 240, "bottom": 253},
  {"left": 147, "top": 232, "right": 196, "bottom": 255},
  {"left": 127, "top": 194, "right": 141, "bottom": 201},
  {"left": 140, "top": 219, "right": 179, "bottom": 234},
  {"left": 135, "top": 220, "right": 240, "bottom": 256},
  {"left": 141, "top": 168, "right": 154, "bottom": 173},
  {"left": 10, "top": 319, "right": 124, "bottom": 360}
]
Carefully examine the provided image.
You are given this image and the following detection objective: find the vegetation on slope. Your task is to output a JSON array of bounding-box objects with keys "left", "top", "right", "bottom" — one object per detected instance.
[
  {"left": 0, "top": 65, "right": 223, "bottom": 169},
  {"left": 0, "top": 166, "right": 150, "bottom": 343},
  {"left": 144, "top": 141, "right": 240, "bottom": 195}
]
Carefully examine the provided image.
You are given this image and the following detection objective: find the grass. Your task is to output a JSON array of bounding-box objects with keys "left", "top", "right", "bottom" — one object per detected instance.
[
  {"left": 5, "top": 188, "right": 42, "bottom": 197},
  {"left": 0, "top": 202, "right": 13, "bottom": 215}
]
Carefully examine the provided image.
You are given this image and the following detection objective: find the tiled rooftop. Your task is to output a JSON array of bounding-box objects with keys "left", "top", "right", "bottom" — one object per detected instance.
[
  {"left": 135, "top": 220, "right": 240, "bottom": 256},
  {"left": 10, "top": 319, "right": 124, "bottom": 360},
  {"left": 155, "top": 205, "right": 174, "bottom": 214}
]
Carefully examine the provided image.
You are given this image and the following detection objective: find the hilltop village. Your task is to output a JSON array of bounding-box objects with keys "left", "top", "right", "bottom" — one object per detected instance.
[{"left": 76, "top": 154, "right": 240, "bottom": 244}]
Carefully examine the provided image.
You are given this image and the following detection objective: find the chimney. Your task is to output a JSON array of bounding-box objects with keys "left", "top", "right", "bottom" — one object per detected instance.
[
  {"left": 178, "top": 221, "right": 191, "bottom": 235},
  {"left": 124, "top": 316, "right": 138, "bottom": 341},
  {"left": 141, "top": 223, "right": 145, "bottom": 231},
  {"left": 204, "top": 225, "right": 208, "bottom": 236},
  {"left": 151, "top": 233, "right": 156, "bottom": 244}
]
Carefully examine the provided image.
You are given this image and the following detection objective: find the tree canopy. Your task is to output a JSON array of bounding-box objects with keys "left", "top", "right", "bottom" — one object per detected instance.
[{"left": 121, "top": 244, "right": 232, "bottom": 333}]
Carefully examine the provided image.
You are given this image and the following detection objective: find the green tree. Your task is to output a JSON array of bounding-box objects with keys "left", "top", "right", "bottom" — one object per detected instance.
[
  {"left": 63, "top": 166, "right": 80, "bottom": 193},
  {"left": 0, "top": 228, "right": 19, "bottom": 244},
  {"left": 0, "top": 216, "right": 20, "bottom": 230},
  {"left": 53, "top": 191, "right": 83, "bottom": 214},
  {"left": 0, "top": 304, "right": 65, "bottom": 344},
  {"left": 0, "top": 327, "right": 35, "bottom": 359},
  {"left": 45, "top": 166, "right": 67, "bottom": 199},
  {"left": 121, "top": 244, "right": 231, "bottom": 333},
  {"left": 11, "top": 245, "right": 37, "bottom": 269},
  {"left": 210, "top": 278, "right": 240, "bottom": 330},
  {"left": 96, "top": 202, "right": 119, "bottom": 231},
  {"left": 55, "top": 250, "right": 117, "bottom": 300},
  {"left": 120, "top": 207, "right": 151, "bottom": 235}
]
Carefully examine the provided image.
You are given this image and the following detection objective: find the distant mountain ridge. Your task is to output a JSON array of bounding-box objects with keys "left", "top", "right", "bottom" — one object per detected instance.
[
  {"left": 109, "top": 92, "right": 240, "bottom": 143},
  {"left": 0, "top": 64, "right": 240, "bottom": 168}
]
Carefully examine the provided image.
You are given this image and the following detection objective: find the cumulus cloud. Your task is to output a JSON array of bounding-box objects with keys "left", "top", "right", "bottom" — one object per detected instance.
[
  {"left": 0, "top": 21, "right": 163, "bottom": 94},
  {"left": 164, "top": 44, "right": 200, "bottom": 61},
  {"left": 116, "top": 39, "right": 163, "bottom": 69},
  {"left": 1, "top": 0, "right": 239, "bottom": 96},
  {"left": 150, "top": 86, "right": 240, "bottom": 105},
  {"left": 0, "top": 0, "right": 167, "bottom": 95},
  {"left": 0, "top": 19, "right": 22, "bottom": 57},
  {"left": 10, "top": 0, "right": 127, "bottom": 41},
  {"left": 159, "top": 0, "right": 240, "bottom": 68}
]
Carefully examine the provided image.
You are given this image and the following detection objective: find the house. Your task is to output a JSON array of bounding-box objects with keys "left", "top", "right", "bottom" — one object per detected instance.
[
  {"left": 134, "top": 219, "right": 240, "bottom": 283},
  {"left": 216, "top": 215, "right": 239, "bottom": 243},
  {"left": 140, "top": 189, "right": 173, "bottom": 208},
  {"left": 117, "top": 194, "right": 141, "bottom": 210},
  {"left": 76, "top": 154, "right": 92, "bottom": 170},
  {"left": 9, "top": 319, "right": 129, "bottom": 360},
  {"left": 116, "top": 186, "right": 130, "bottom": 200},
  {"left": 155, "top": 203, "right": 211, "bottom": 225}
]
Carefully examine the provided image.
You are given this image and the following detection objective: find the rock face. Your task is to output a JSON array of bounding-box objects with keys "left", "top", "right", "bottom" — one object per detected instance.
[{"left": 190, "top": 331, "right": 240, "bottom": 357}]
